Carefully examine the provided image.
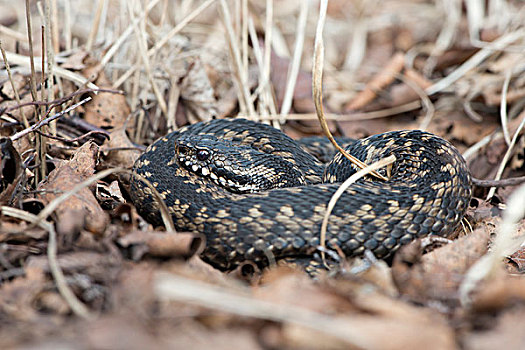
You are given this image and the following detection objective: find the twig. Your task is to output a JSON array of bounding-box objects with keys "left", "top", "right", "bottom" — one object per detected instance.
[
  {"left": 0, "top": 40, "right": 30, "bottom": 129},
  {"left": 10, "top": 97, "right": 92, "bottom": 141},
  {"left": 220, "top": 0, "right": 256, "bottom": 117},
  {"left": 238, "top": 101, "right": 422, "bottom": 121},
  {"left": 3, "top": 51, "right": 99, "bottom": 90},
  {"left": 311, "top": 0, "right": 387, "bottom": 182},
  {"left": 111, "top": 0, "right": 216, "bottom": 88},
  {"left": 500, "top": 69, "right": 512, "bottom": 146},
  {"left": 33, "top": 129, "right": 110, "bottom": 144},
  {"left": 472, "top": 176, "right": 525, "bottom": 188},
  {"left": 0, "top": 25, "right": 28, "bottom": 42},
  {"left": 86, "top": 0, "right": 105, "bottom": 51},
  {"left": 1, "top": 88, "right": 123, "bottom": 115},
  {"left": 319, "top": 155, "right": 396, "bottom": 267},
  {"left": 460, "top": 183, "right": 525, "bottom": 306},
  {"left": 44, "top": 0, "right": 57, "bottom": 134},
  {"left": 280, "top": 0, "right": 309, "bottom": 120},
  {"left": 487, "top": 114, "right": 525, "bottom": 200},
  {"left": 426, "top": 29, "right": 525, "bottom": 95},
  {"left": 0, "top": 206, "right": 93, "bottom": 319},
  {"left": 25, "top": 0, "right": 38, "bottom": 103}
]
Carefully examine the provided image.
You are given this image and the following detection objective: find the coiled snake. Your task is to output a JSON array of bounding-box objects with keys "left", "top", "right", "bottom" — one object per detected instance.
[{"left": 130, "top": 118, "right": 472, "bottom": 271}]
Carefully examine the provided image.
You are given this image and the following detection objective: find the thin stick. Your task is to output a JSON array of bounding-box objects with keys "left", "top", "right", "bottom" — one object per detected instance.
[
  {"left": 319, "top": 155, "right": 396, "bottom": 266},
  {"left": 64, "top": 0, "right": 72, "bottom": 51},
  {"left": 462, "top": 131, "right": 501, "bottom": 161},
  {"left": 280, "top": 0, "right": 309, "bottom": 120},
  {"left": 127, "top": 1, "right": 168, "bottom": 116},
  {"left": 10, "top": 97, "right": 93, "bottom": 141},
  {"left": 4, "top": 51, "right": 99, "bottom": 90},
  {"left": 86, "top": 0, "right": 106, "bottom": 51},
  {"left": 0, "top": 40, "right": 30, "bottom": 129},
  {"left": 396, "top": 74, "right": 434, "bottom": 131},
  {"left": 500, "top": 69, "right": 512, "bottom": 146},
  {"left": 34, "top": 129, "right": 109, "bottom": 144},
  {"left": 111, "top": 0, "right": 216, "bottom": 88},
  {"left": 0, "top": 25, "right": 28, "bottom": 42},
  {"left": 2, "top": 88, "right": 123, "bottom": 114},
  {"left": 100, "top": 0, "right": 161, "bottom": 67},
  {"left": 239, "top": 101, "right": 422, "bottom": 121},
  {"left": 263, "top": 0, "right": 275, "bottom": 127},
  {"left": 473, "top": 176, "right": 525, "bottom": 188},
  {"left": 241, "top": 0, "right": 248, "bottom": 74},
  {"left": 44, "top": 0, "right": 56, "bottom": 134},
  {"left": 51, "top": 0, "right": 59, "bottom": 52},
  {"left": 426, "top": 29, "right": 525, "bottom": 95},
  {"left": 25, "top": 0, "right": 39, "bottom": 103},
  {"left": 220, "top": 0, "right": 256, "bottom": 117},
  {"left": 0, "top": 207, "right": 93, "bottom": 319},
  {"left": 487, "top": 114, "right": 525, "bottom": 200},
  {"left": 311, "top": 0, "right": 387, "bottom": 181}
]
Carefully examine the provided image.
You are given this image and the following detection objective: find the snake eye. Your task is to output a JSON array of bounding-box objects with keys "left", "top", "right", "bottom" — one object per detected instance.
[{"left": 196, "top": 149, "right": 210, "bottom": 161}]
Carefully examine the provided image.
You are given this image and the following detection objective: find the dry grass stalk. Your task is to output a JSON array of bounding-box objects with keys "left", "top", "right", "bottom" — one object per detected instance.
[
  {"left": 320, "top": 155, "right": 396, "bottom": 267},
  {"left": 311, "top": 0, "right": 387, "bottom": 181},
  {"left": 486, "top": 113, "right": 525, "bottom": 200},
  {"left": 1, "top": 206, "right": 93, "bottom": 319},
  {"left": 460, "top": 183, "right": 525, "bottom": 306}
]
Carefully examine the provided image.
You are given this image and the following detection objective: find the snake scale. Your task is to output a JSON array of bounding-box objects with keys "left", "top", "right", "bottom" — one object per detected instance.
[{"left": 130, "top": 118, "right": 472, "bottom": 271}]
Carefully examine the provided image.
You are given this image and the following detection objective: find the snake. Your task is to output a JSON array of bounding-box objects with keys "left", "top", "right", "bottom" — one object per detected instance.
[{"left": 129, "top": 118, "right": 472, "bottom": 271}]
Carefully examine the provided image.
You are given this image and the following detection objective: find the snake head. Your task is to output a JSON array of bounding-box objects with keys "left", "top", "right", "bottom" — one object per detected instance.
[
  {"left": 175, "top": 136, "right": 260, "bottom": 193},
  {"left": 174, "top": 135, "right": 307, "bottom": 194}
]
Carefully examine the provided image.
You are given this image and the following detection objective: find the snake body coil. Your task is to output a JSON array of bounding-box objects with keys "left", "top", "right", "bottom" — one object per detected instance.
[{"left": 130, "top": 118, "right": 472, "bottom": 270}]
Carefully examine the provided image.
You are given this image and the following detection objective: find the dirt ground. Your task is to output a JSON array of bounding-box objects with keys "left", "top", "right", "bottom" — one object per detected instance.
[{"left": 1, "top": 1, "right": 525, "bottom": 349}]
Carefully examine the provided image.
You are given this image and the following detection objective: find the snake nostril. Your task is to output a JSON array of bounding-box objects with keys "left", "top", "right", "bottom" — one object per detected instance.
[{"left": 177, "top": 144, "right": 189, "bottom": 155}]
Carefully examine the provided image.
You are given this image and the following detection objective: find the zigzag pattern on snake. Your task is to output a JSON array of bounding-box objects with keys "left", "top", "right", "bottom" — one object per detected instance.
[{"left": 130, "top": 118, "right": 472, "bottom": 271}]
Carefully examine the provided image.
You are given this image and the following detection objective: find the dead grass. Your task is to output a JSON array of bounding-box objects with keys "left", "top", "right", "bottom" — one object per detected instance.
[{"left": 1, "top": 0, "right": 525, "bottom": 348}]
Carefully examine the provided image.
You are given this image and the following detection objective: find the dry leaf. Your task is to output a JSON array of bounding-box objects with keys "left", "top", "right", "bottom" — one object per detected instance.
[{"left": 37, "top": 141, "right": 108, "bottom": 236}]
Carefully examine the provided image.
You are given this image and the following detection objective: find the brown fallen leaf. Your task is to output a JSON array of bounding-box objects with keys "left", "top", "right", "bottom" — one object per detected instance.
[
  {"left": 255, "top": 268, "right": 357, "bottom": 314},
  {"left": 462, "top": 306, "right": 525, "bottom": 350},
  {"left": 37, "top": 141, "right": 109, "bottom": 236},
  {"left": 101, "top": 126, "right": 142, "bottom": 170},
  {"left": 427, "top": 109, "right": 498, "bottom": 146},
  {"left": 26, "top": 251, "right": 120, "bottom": 277},
  {"left": 392, "top": 228, "right": 490, "bottom": 304},
  {"left": 0, "top": 73, "right": 26, "bottom": 100},
  {"left": 117, "top": 231, "right": 204, "bottom": 261},
  {"left": 179, "top": 58, "right": 218, "bottom": 122},
  {"left": 0, "top": 267, "right": 46, "bottom": 321},
  {"left": 60, "top": 50, "right": 90, "bottom": 71},
  {"left": 82, "top": 59, "right": 132, "bottom": 131}
]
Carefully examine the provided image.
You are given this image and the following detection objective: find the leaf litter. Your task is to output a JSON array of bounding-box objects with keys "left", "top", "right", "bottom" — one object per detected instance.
[{"left": 0, "top": 0, "right": 525, "bottom": 349}]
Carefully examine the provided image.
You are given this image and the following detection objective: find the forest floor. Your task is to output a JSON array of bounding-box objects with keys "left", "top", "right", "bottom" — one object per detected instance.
[{"left": 1, "top": 1, "right": 525, "bottom": 349}]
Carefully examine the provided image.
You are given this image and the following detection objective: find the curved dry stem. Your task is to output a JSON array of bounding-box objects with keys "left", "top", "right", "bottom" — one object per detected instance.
[
  {"left": 1, "top": 206, "right": 93, "bottom": 319},
  {"left": 319, "top": 155, "right": 396, "bottom": 266},
  {"left": 500, "top": 69, "right": 512, "bottom": 146},
  {"left": 35, "top": 167, "right": 175, "bottom": 232},
  {"left": 486, "top": 114, "right": 525, "bottom": 200},
  {"left": 460, "top": 183, "right": 525, "bottom": 306},
  {"left": 311, "top": 0, "right": 387, "bottom": 182},
  {"left": 131, "top": 172, "right": 176, "bottom": 232}
]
